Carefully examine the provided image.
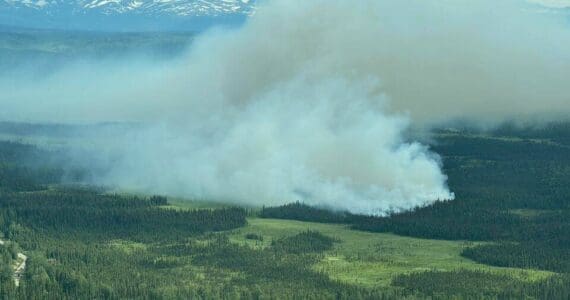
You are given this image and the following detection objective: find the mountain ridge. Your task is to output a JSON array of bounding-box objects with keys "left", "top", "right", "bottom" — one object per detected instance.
[
  {"left": 0, "top": 0, "right": 256, "bottom": 31},
  {"left": 1, "top": 0, "right": 255, "bottom": 16}
]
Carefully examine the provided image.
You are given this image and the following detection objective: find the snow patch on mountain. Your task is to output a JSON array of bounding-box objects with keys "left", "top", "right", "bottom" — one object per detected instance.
[{"left": 2, "top": 0, "right": 255, "bottom": 16}]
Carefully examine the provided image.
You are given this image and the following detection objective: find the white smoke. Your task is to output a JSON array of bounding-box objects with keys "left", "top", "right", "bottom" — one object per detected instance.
[
  {"left": 92, "top": 76, "right": 452, "bottom": 214},
  {"left": 2, "top": 0, "right": 570, "bottom": 214}
]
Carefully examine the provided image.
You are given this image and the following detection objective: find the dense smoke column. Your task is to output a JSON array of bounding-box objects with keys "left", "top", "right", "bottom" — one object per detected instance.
[{"left": 3, "top": 0, "right": 570, "bottom": 214}]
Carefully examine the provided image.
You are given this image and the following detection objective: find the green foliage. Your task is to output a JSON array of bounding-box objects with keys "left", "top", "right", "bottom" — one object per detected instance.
[
  {"left": 149, "top": 195, "right": 168, "bottom": 206},
  {"left": 0, "top": 244, "right": 16, "bottom": 297},
  {"left": 0, "top": 141, "right": 64, "bottom": 192},
  {"left": 0, "top": 188, "right": 249, "bottom": 299},
  {"left": 349, "top": 200, "right": 523, "bottom": 241},
  {"left": 0, "top": 190, "right": 247, "bottom": 243},
  {"left": 260, "top": 125, "right": 570, "bottom": 277},
  {"left": 260, "top": 202, "right": 348, "bottom": 223},
  {"left": 462, "top": 243, "right": 570, "bottom": 273},
  {"left": 244, "top": 233, "right": 263, "bottom": 241},
  {"left": 393, "top": 269, "right": 570, "bottom": 299},
  {"left": 190, "top": 234, "right": 398, "bottom": 299},
  {"left": 271, "top": 230, "right": 338, "bottom": 254},
  {"left": 2, "top": 124, "right": 570, "bottom": 298}
]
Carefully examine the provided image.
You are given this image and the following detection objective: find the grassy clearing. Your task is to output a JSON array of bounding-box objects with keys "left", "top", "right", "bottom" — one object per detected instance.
[{"left": 229, "top": 218, "right": 553, "bottom": 288}]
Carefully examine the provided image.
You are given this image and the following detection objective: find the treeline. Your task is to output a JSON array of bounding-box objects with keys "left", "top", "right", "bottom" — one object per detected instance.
[
  {"left": 393, "top": 269, "right": 570, "bottom": 299},
  {"left": 0, "top": 189, "right": 247, "bottom": 243},
  {"left": 350, "top": 200, "right": 522, "bottom": 241},
  {"left": 271, "top": 230, "right": 338, "bottom": 254},
  {"left": 462, "top": 243, "right": 570, "bottom": 273},
  {"left": 436, "top": 122, "right": 570, "bottom": 146},
  {"left": 260, "top": 129, "right": 570, "bottom": 275},
  {"left": 260, "top": 202, "right": 348, "bottom": 223},
  {"left": 492, "top": 121, "right": 570, "bottom": 146},
  {"left": 0, "top": 141, "right": 44, "bottom": 163},
  {"left": 0, "top": 240, "right": 18, "bottom": 298},
  {"left": 0, "top": 141, "right": 64, "bottom": 192}
]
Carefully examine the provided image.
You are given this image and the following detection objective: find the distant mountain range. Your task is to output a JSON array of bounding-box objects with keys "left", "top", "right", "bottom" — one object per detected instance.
[
  {"left": 1, "top": 1, "right": 568, "bottom": 32},
  {"left": 1, "top": 0, "right": 255, "bottom": 16},
  {"left": 0, "top": 0, "right": 256, "bottom": 31}
]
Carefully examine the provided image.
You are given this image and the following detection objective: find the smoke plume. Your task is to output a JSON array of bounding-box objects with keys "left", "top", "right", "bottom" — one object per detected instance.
[{"left": 2, "top": 0, "right": 570, "bottom": 214}]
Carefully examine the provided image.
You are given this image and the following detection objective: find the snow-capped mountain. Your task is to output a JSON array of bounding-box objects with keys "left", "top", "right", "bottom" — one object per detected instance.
[
  {"left": 1, "top": 0, "right": 254, "bottom": 16},
  {"left": 0, "top": 0, "right": 256, "bottom": 31}
]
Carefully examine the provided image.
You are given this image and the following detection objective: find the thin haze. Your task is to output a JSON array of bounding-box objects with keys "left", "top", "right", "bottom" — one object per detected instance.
[{"left": 1, "top": 0, "right": 569, "bottom": 214}]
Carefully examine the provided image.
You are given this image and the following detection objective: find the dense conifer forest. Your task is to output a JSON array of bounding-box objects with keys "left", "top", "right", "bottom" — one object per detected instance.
[
  {"left": 260, "top": 125, "right": 570, "bottom": 298},
  {"left": 1, "top": 124, "right": 570, "bottom": 299}
]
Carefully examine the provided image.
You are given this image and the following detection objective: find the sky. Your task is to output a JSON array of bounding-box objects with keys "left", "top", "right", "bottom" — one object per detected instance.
[{"left": 529, "top": 0, "right": 570, "bottom": 8}]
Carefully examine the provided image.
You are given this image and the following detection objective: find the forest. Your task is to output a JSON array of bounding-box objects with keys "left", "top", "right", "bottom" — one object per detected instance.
[
  {"left": 260, "top": 124, "right": 570, "bottom": 298},
  {"left": 1, "top": 123, "right": 570, "bottom": 299}
]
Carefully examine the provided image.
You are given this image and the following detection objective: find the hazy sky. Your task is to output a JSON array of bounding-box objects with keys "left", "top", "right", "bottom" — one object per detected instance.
[{"left": 529, "top": 0, "right": 570, "bottom": 8}]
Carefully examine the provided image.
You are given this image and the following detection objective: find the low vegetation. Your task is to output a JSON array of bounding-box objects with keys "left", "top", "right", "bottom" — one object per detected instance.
[{"left": 1, "top": 124, "right": 570, "bottom": 298}]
